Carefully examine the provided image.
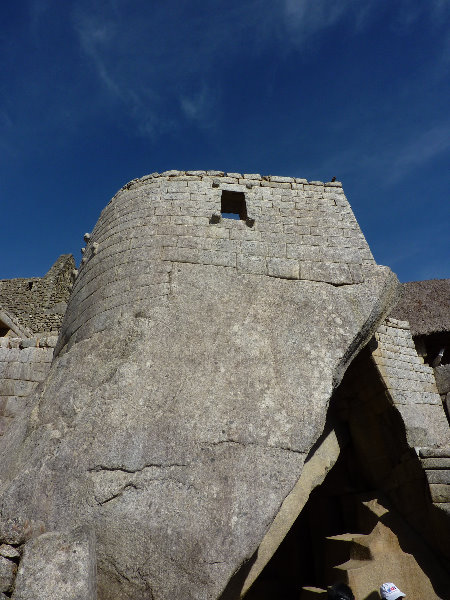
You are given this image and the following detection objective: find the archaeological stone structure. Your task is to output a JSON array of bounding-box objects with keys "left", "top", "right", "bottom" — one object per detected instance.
[{"left": 0, "top": 170, "right": 448, "bottom": 600}]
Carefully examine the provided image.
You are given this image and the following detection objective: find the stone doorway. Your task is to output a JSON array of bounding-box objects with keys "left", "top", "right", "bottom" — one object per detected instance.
[{"left": 242, "top": 347, "right": 449, "bottom": 600}]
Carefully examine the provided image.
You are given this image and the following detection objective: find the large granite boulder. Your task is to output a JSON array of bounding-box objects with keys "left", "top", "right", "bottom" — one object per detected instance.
[{"left": 0, "top": 173, "right": 400, "bottom": 599}]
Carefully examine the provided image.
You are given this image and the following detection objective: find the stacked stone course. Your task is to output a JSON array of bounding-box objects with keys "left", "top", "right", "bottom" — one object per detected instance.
[
  {"left": 0, "top": 337, "right": 56, "bottom": 437},
  {"left": 0, "top": 255, "right": 74, "bottom": 335},
  {"left": 371, "top": 317, "right": 450, "bottom": 507},
  {"left": 1, "top": 171, "right": 449, "bottom": 599},
  {"left": 60, "top": 171, "right": 376, "bottom": 351}
]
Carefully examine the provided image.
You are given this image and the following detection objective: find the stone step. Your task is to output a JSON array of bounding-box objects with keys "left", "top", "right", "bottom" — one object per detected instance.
[
  {"left": 325, "top": 533, "right": 372, "bottom": 567},
  {"left": 299, "top": 586, "right": 327, "bottom": 600},
  {"left": 418, "top": 447, "right": 450, "bottom": 459}
]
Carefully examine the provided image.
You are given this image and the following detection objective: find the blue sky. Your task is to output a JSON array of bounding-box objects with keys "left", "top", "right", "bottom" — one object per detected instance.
[{"left": 1, "top": 0, "right": 449, "bottom": 282}]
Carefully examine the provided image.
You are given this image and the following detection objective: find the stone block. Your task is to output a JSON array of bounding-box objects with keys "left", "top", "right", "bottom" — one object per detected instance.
[
  {"left": 419, "top": 447, "right": 450, "bottom": 458},
  {"left": 300, "top": 261, "right": 352, "bottom": 285},
  {"left": 229, "top": 228, "right": 261, "bottom": 241},
  {"left": 394, "top": 403, "right": 450, "bottom": 448},
  {"left": 429, "top": 484, "right": 450, "bottom": 503},
  {"left": 301, "top": 235, "right": 322, "bottom": 246},
  {"left": 162, "top": 170, "right": 183, "bottom": 177},
  {"left": 209, "top": 239, "right": 240, "bottom": 253},
  {"left": 12, "top": 528, "right": 96, "bottom": 600},
  {"left": 286, "top": 244, "right": 321, "bottom": 261},
  {"left": 198, "top": 251, "right": 237, "bottom": 268},
  {"left": 261, "top": 181, "right": 291, "bottom": 189},
  {"left": 219, "top": 183, "right": 246, "bottom": 193},
  {"left": 385, "top": 317, "right": 410, "bottom": 329},
  {"left": 321, "top": 246, "right": 361, "bottom": 263},
  {"left": 161, "top": 247, "right": 199, "bottom": 263},
  {"left": 0, "top": 556, "right": 16, "bottom": 593},
  {"left": 267, "top": 258, "right": 299, "bottom": 279},
  {"left": 0, "top": 545, "right": 20, "bottom": 559},
  {"left": 2, "top": 396, "right": 23, "bottom": 419},
  {"left": 237, "top": 254, "right": 267, "bottom": 275},
  {"left": 0, "top": 518, "right": 45, "bottom": 546},
  {"left": 241, "top": 241, "right": 268, "bottom": 256},
  {"left": 425, "top": 469, "right": 450, "bottom": 484},
  {"left": 19, "top": 339, "right": 38, "bottom": 349},
  {"left": 0, "top": 380, "right": 36, "bottom": 398},
  {"left": 434, "top": 365, "right": 450, "bottom": 395},
  {"left": 268, "top": 176, "right": 294, "bottom": 183},
  {"left": 349, "top": 264, "right": 364, "bottom": 284}
]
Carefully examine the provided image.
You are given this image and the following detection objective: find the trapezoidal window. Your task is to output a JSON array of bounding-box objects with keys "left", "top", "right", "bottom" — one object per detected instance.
[
  {"left": 221, "top": 190, "right": 247, "bottom": 221},
  {"left": 0, "top": 319, "right": 9, "bottom": 337}
]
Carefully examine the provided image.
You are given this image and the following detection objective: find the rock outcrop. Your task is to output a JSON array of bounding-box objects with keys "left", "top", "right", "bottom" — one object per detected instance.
[{"left": 0, "top": 172, "right": 400, "bottom": 599}]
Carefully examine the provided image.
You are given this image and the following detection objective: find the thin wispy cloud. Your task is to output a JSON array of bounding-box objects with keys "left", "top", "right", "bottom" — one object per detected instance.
[
  {"left": 282, "top": 0, "right": 371, "bottom": 41},
  {"left": 28, "top": 0, "right": 51, "bottom": 41},
  {"left": 317, "top": 120, "right": 450, "bottom": 187},
  {"left": 69, "top": 1, "right": 449, "bottom": 140},
  {"left": 389, "top": 122, "right": 450, "bottom": 183},
  {"left": 180, "top": 84, "right": 218, "bottom": 128}
]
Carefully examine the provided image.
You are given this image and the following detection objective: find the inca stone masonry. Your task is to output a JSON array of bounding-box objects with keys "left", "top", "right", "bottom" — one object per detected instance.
[{"left": 0, "top": 170, "right": 449, "bottom": 600}]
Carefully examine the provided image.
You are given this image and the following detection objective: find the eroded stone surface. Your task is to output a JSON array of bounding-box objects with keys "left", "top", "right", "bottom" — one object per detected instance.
[
  {"left": 0, "top": 175, "right": 400, "bottom": 600},
  {"left": 12, "top": 528, "right": 96, "bottom": 600},
  {"left": 0, "top": 556, "right": 16, "bottom": 593}
]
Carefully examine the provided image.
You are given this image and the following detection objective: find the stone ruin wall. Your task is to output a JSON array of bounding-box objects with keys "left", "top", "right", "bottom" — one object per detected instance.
[
  {"left": 59, "top": 170, "right": 376, "bottom": 352},
  {"left": 0, "top": 336, "right": 57, "bottom": 439},
  {"left": 0, "top": 171, "right": 448, "bottom": 599},
  {"left": 371, "top": 317, "right": 450, "bottom": 562},
  {"left": 372, "top": 317, "right": 449, "bottom": 451},
  {"left": 0, "top": 255, "right": 74, "bottom": 336}
]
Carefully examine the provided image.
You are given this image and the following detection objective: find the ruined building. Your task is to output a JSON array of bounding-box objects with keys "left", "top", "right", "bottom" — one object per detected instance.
[{"left": 0, "top": 171, "right": 448, "bottom": 600}]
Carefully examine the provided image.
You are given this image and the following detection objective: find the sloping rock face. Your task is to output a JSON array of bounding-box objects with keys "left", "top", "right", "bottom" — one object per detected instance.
[{"left": 0, "top": 172, "right": 399, "bottom": 600}]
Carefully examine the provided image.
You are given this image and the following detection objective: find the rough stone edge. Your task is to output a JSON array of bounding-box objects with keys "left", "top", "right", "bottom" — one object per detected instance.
[
  {"left": 240, "top": 430, "right": 340, "bottom": 596},
  {"left": 12, "top": 526, "right": 96, "bottom": 600},
  {"left": 116, "top": 171, "right": 343, "bottom": 196},
  {"left": 0, "top": 311, "right": 33, "bottom": 340},
  {"left": 0, "top": 336, "right": 58, "bottom": 349}
]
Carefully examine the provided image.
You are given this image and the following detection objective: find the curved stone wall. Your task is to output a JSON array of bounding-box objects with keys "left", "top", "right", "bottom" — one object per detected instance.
[
  {"left": 58, "top": 171, "right": 375, "bottom": 352},
  {"left": 0, "top": 171, "right": 400, "bottom": 600}
]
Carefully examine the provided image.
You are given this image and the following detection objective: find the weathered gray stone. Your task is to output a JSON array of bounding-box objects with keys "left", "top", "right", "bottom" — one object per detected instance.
[
  {"left": 0, "top": 518, "right": 45, "bottom": 546},
  {"left": 429, "top": 484, "right": 450, "bottom": 503},
  {"left": 421, "top": 457, "right": 450, "bottom": 469},
  {"left": 419, "top": 447, "right": 450, "bottom": 458},
  {"left": 0, "top": 544, "right": 20, "bottom": 559},
  {"left": 434, "top": 364, "right": 450, "bottom": 395},
  {"left": 0, "top": 556, "right": 16, "bottom": 593},
  {"left": 425, "top": 469, "right": 450, "bottom": 484},
  {"left": 267, "top": 257, "right": 299, "bottom": 279},
  {"left": 12, "top": 528, "right": 96, "bottom": 600},
  {"left": 0, "top": 175, "right": 401, "bottom": 600}
]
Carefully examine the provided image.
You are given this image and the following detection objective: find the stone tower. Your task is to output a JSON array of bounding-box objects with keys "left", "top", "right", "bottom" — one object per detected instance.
[{"left": 4, "top": 170, "right": 445, "bottom": 600}]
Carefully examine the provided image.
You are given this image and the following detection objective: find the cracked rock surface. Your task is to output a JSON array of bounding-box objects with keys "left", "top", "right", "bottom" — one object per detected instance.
[
  {"left": 0, "top": 175, "right": 400, "bottom": 599},
  {"left": 0, "top": 262, "right": 398, "bottom": 599}
]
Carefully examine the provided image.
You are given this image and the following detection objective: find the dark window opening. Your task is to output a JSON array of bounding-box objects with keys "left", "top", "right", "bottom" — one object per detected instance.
[
  {"left": 0, "top": 320, "right": 9, "bottom": 337},
  {"left": 221, "top": 191, "right": 247, "bottom": 221},
  {"left": 28, "top": 281, "right": 34, "bottom": 290},
  {"left": 415, "top": 332, "right": 450, "bottom": 367}
]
